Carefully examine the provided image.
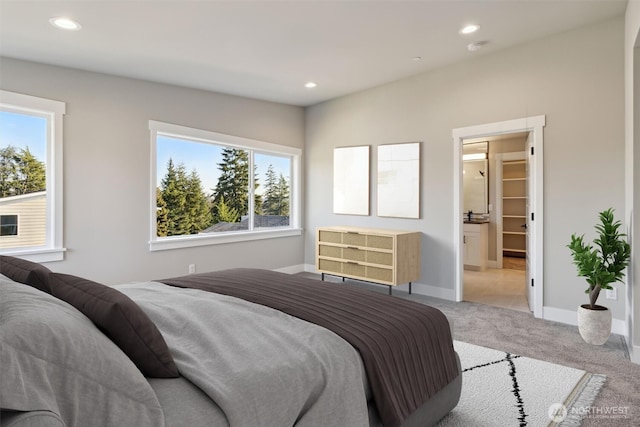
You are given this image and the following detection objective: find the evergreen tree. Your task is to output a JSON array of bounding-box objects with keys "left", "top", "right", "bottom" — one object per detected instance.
[
  {"left": 211, "top": 148, "right": 249, "bottom": 222},
  {"left": 216, "top": 195, "right": 239, "bottom": 223},
  {"left": 158, "top": 159, "right": 213, "bottom": 236},
  {"left": 262, "top": 164, "right": 279, "bottom": 215},
  {"left": 184, "top": 170, "right": 213, "bottom": 234},
  {"left": 253, "top": 164, "right": 263, "bottom": 216},
  {"left": 156, "top": 187, "right": 169, "bottom": 237},
  {"left": 160, "top": 159, "right": 189, "bottom": 236},
  {"left": 0, "top": 145, "right": 46, "bottom": 197},
  {"left": 276, "top": 174, "right": 290, "bottom": 216},
  {"left": 262, "top": 164, "right": 290, "bottom": 216}
]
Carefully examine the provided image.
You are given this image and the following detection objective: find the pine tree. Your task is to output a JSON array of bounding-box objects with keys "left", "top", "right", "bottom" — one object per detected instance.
[
  {"left": 0, "top": 145, "right": 46, "bottom": 197},
  {"left": 262, "top": 164, "right": 290, "bottom": 216},
  {"left": 211, "top": 148, "right": 249, "bottom": 222},
  {"left": 184, "top": 170, "right": 213, "bottom": 234},
  {"left": 160, "top": 159, "right": 188, "bottom": 236},
  {"left": 216, "top": 195, "right": 240, "bottom": 223},
  {"left": 159, "top": 159, "right": 212, "bottom": 236},
  {"left": 156, "top": 187, "right": 169, "bottom": 237},
  {"left": 276, "top": 173, "right": 290, "bottom": 216},
  {"left": 253, "top": 164, "right": 263, "bottom": 215},
  {"left": 262, "top": 164, "right": 278, "bottom": 215}
]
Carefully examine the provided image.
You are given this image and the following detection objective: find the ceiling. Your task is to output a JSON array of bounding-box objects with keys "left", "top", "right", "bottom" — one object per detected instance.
[{"left": 0, "top": 1, "right": 627, "bottom": 107}]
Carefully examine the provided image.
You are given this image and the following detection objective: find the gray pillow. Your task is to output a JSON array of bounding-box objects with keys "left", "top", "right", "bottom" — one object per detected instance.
[
  {"left": 49, "top": 273, "right": 179, "bottom": 378},
  {"left": 0, "top": 255, "right": 51, "bottom": 293},
  {"left": 0, "top": 275, "right": 165, "bottom": 426}
]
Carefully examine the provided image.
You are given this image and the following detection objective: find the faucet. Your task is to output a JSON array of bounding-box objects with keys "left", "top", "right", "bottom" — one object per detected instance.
[{"left": 467, "top": 210, "right": 473, "bottom": 222}]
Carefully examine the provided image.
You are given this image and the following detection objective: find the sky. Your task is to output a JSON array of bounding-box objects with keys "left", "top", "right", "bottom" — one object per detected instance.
[
  {"left": 0, "top": 110, "right": 290, "bottom": 198},
  {"left": 156, "top": 135, "right": 291, "bottom": 196},
  {"left": 0, "top": 110, "right": 47, "bottom": 160}
]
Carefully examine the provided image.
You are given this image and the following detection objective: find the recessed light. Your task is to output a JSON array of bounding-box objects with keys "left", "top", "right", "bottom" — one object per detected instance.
[
  {"left": 412, "top": 56, "right": 422, "bottom": 62},
  {"left": 49, "top": 17, "right": 82, "bottom": 31},
  {"left": 459, "top": 24, "right": 480, "bottom": 35},
  {"left": 304, "top": 82, "right": 318, "bottom": 89}
]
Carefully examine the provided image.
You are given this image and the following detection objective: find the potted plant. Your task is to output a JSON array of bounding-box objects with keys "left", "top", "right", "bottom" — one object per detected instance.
[{"left": 567, "top": 208, "right": 631, "bottom": 345}]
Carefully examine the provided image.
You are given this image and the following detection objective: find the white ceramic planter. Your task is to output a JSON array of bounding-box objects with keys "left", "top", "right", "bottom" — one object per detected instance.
[{"left": 577, "top": 305, "right": 611, "bottom": 345}]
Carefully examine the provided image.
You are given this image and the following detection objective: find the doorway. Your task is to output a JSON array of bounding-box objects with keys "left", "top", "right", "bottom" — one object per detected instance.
[
  {"left": 452, "top": 116, "right": 545, "bottom": 318},
  {"left": 463, "top": 137, "right": 529, "bottom": 312}
]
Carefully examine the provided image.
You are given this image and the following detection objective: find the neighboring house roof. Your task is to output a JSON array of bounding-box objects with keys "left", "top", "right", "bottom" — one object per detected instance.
[
  {"left": 202, "top": 215, "right": 289, "bottom": 233},
  {"left": 0, "top": 191, "right": 46, "bottom": 205}
]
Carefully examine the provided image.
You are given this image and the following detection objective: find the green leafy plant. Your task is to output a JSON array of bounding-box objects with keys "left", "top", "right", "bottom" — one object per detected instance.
[{"left": 567, "top": 208, "right": 631, "bottom": 309}]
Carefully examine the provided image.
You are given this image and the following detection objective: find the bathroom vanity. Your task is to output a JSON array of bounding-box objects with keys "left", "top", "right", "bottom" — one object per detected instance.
[{"left": 463, "top": 221, "right": 488, "bottom": 271}]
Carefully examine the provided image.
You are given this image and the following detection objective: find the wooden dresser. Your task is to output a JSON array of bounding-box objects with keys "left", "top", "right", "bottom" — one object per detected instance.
[{"left": 316, "top": 226, "right": 421, "bottom": 294}]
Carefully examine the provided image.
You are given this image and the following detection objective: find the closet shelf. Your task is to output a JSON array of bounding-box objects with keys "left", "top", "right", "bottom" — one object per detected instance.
[{"left": 502, "top": 158, "right": 527, "bottom": 258}]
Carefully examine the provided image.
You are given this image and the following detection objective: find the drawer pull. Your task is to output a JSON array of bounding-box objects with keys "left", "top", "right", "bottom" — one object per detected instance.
[
  {"left": 347, "top": 231, "right": 359, "bottom": 234},
  {"left": 346, "top": 261, "right": 359, "bottom": 265},
  {"left": 347, "top": 246, "right": 359, "bottom": 250}
]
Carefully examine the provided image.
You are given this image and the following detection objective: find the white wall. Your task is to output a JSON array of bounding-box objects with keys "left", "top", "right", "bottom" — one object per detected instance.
[
  {"left": 625, "top": 0, "right": 640, "bottom": 361},
  {"left": 0, "top": 58, "right": 306, "bottom": 284},
  {"left": 305, "top": 18, "right": 626, "bottom": 320}
]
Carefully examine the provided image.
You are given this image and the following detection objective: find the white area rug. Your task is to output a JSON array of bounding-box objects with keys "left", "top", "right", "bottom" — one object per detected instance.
[{"left": 437, "top": 341, "right": 606, "bottom": 427}]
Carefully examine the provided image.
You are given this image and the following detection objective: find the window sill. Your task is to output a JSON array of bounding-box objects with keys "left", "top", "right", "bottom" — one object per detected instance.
[
  {"left": 0, "top": 247, "right": 66, "bottom": 263},
  {"left": 149, "top": 228, "right": 302, "bottom": 252}
]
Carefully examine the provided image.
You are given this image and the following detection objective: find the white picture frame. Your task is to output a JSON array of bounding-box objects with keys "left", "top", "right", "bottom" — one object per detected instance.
[
  {"left": 333, "top": 146, "right": 370, "bottom": 215},
  {"left": 377, "top": 142, "right": 420, "bottom": 218}
]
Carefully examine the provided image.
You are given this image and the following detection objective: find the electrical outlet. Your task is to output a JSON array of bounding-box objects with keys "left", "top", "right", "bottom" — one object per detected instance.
[
  {"left": 188, "top": 264, "right": 196, "bottom": 274},
  {"left": 606, "top": 288, "right": 617, "bottom": 300}
]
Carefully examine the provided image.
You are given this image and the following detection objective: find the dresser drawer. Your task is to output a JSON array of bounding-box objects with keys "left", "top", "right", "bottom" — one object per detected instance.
[
  {"left": 366, "top": 235, "right": 393, "bottom": 250},
  {"left": 318, "top": 259, "right": 342, "bottom": 274}
]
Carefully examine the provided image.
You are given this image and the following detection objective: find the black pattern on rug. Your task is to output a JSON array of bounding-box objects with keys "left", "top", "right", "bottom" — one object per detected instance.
[{"left": 464, "top": 352, "right": 528, "bottom": 426}]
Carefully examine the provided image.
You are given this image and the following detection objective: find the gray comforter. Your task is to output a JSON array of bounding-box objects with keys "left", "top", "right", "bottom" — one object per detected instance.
[{"left": 118, "top": 282, "right": 369, "bottom": 427}]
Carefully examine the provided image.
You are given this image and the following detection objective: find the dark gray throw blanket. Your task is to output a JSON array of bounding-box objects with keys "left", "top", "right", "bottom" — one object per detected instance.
[{"left": 159, "top": 268, "right": 460, "bottom": 427}]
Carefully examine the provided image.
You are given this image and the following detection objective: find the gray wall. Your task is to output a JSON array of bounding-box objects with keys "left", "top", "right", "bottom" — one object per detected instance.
[
  {"left": 0, "top": 58, "right": 305, "bottom": 284},
  {"left": 305, "top": 18, "right": 626, "bottom": 319}
]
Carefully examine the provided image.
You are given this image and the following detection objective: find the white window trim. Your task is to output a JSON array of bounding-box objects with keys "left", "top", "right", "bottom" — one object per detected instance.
[
  {"left": 149, "top": 120, "right": 302, "bottom": 252},
  {"left": 0, "top": 91, "right": 66, "bottom": 262}
]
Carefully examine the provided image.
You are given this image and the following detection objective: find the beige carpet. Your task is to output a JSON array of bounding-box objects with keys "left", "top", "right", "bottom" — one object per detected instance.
[{"left": 299, "top": 273, "right": 640, "bottom": 426}]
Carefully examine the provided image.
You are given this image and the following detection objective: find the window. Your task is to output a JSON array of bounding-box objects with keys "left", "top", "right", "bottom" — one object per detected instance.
[
  {"left": 0, "top": 91, "right": 65, "bottom": 261},
  {"left": 149, "top": 121, "right": 301, "bottom": 251},
  {"left": 0, "top": 215, "right": 18, "bottom": 236}
]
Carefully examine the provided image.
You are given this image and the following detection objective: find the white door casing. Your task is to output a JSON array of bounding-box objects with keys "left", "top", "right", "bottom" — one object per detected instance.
[
  {"left": 526, "top": 132, "right": 534, "bottom": 312},
  {"left": 452, "top": 115, "right": 545, "bottom": 318}
]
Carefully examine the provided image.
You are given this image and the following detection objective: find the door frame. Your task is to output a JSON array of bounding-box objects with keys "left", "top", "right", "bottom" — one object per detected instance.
[{"left": 452, "top": 115, "right": 545, "bottom": 318}]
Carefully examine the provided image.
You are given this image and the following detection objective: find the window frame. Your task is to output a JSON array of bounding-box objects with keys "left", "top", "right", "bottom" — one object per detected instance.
[
  {"left": 149, "top": 120, "right": 302, "bottom": 252},
  {"left": 0, "top": 91, "right": 65, "bottom": 262}
]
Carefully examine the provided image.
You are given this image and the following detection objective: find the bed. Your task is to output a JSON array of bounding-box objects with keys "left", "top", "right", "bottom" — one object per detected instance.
[{"left": 0, "top": 255, "right": 461, "bottom": 427}]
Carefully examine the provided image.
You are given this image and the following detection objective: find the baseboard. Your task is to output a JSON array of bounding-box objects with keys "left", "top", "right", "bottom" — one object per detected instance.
[
  {"left": 396, "top": 282, "right": 456, "bottom": 301},
  {"left": 631, "top": 345, "right": 640, "bottom": 364},
  {"left": 294, "top": 265, "right": 457, "bottom": 301},
  {"left": 274, "top": 264, "right": 307, "bottom": 274},
  {"left": 543, "top": 306, "right": 626, "bottom": 335},
  {"left": 303, "top": 263, "right": 317, "bottom": 273},
  {"left": 487, "top": 260, "right": 498, "bottom": 269}
]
